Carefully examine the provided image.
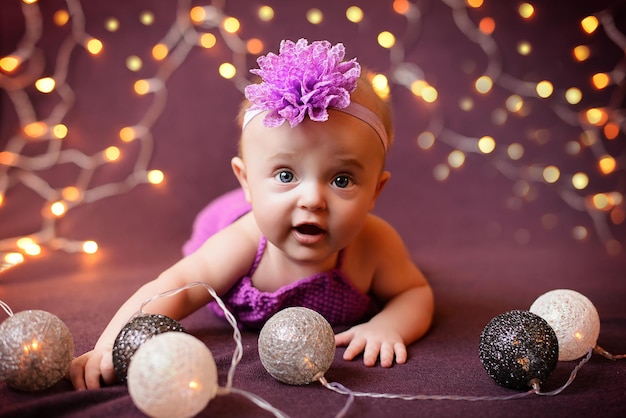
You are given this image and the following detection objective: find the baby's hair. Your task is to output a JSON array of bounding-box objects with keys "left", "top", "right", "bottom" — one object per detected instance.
[{"left": 236, "top": 69, "right": 394, "bottom": 152}]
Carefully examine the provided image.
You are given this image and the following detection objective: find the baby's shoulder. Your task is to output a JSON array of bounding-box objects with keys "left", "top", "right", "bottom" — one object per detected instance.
[{"left": 353, "top": 214, "right": 406, "bottom": 254}]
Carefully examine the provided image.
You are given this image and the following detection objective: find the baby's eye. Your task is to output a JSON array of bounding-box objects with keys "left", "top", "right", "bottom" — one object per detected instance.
[
  {"left": 332, "top": 175, "right": 352, "bottom": 188},
  {"left": 276, "top": 170, "right": 295, "bottom": 183}
]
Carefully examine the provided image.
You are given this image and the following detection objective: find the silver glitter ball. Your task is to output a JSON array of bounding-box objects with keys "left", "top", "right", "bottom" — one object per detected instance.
[
  {"left": 0, "top": 310, "right": 74, "bottom": 391},
  {"left": 258, "top": 307, "right": 335, "bottom": 385},
  {"left": 112, "top": 313, "right": 185, "bottom": 382},
  {"left": 479, "top": 310, "right": 558, "bottom": 390}
]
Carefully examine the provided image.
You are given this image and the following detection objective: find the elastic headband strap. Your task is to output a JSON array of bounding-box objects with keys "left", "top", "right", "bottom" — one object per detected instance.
[{"left": 242, "top": 102, "right": 389, "bottom": 152}]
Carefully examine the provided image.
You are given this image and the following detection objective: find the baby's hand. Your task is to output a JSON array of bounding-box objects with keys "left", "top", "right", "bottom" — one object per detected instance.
[
  {"left": 68, "top": 346, "right": 116, "bottom": 390},
  {"left": 335, "top": 323, "right": 407, "bottom": 368}
]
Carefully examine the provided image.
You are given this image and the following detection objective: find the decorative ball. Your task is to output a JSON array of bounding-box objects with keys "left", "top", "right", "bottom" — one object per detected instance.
[
  {"left": 479, "top": 310, "right": 559, "bottom": 390},
  {"left": 112, "top": 313, "right": 186, "bottom": 382},
  {"left": 0, "top": 310, "right": 74, "bottom": 391},
  {"left": 127, "top": 332, "right": 218, "bottom": 418},
  {"left": 258, "top": 307, "right": 335, "bottom": 385},
  {"left": 529, "top": 289, "right": 600, "bottom": 361}
]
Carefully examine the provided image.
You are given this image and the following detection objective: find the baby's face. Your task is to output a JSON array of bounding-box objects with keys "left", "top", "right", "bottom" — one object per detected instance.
[{"left": 236, "top": 110, "right": 388, "bottom": 265}]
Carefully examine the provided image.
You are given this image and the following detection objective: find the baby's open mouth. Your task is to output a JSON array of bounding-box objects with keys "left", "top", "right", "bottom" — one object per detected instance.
[{"left": 295, "top": 224, "right": 324, "bottom": 235}]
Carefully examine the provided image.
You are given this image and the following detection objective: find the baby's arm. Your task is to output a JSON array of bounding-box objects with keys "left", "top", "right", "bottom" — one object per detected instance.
[
  {"left": 335, "top": 217, "right": 434, "bottom": 367},
  {"left": 69, "top": 215, "right": 258, "bottom": 390}
]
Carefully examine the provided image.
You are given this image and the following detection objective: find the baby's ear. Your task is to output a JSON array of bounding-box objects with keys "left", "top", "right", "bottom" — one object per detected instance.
[
  {"left": 370, "top": 171, "right": 391, "bottom": 210},
  {"left": 231, "top": 157, "right": 251, "bottom": 202}
]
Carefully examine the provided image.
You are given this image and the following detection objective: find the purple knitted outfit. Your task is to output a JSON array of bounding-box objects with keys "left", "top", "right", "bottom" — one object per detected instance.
[{"left": 183, "top": 188, "right": 378, "bottom": 329}]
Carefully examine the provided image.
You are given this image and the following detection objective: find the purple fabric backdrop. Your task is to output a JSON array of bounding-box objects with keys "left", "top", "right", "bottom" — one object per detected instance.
[{"left": 1, "top": 0, "right": 625, "bottom": 417}]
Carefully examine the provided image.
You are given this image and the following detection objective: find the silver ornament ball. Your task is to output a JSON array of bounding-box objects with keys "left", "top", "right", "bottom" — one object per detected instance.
[
  {"left": 530, "top": 289, "right": 600, "bottom": 361},
  {"left": 0, "top": 310, "right": 74, "bottom": 391},
  {"left": 258, "top": 307, "right": 335, "bottom": 385},
  {"left": 127, "top": 332, "right": 218, "bottom": 418}
]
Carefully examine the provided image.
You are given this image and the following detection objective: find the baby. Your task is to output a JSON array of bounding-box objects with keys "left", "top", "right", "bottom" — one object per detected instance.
[{"left": 70, "top": 39, "right": 434, "bottom": 390}]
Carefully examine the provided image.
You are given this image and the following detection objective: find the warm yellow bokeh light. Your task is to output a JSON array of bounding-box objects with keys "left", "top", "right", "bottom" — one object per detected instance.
[
  {"left": 54, "top": 10, "right": 70, "bottom": 26},
  {"left": 346, "top": 6, "right": 364, "bottom": 23},
  {"left": 507, "top": 143, "right": 524, "bottom": 160},
  {"left": 417, "top": 132, "right": 435, "bottom": 150},
  {"left": 82, "top": 241, "right": 99, "bottom": 254},
  {"left": 218, "top": 63, "right": 236, "bottom": 79},
  {"left": 62, "top": 186, "right": 81, "bottom": 202},
  {"left": 50, "top": 200, "right": 68, "bottom": 217},
  {"left": 581, "top": 16, "right": 599, "bottom": 34},
  {"left": 126, "top": 55, "right": 143, "bottom": 72},
  {"left": 565, "top": 87, "right": 582, "bottom": 104},
  {"left": 517, "top": 41, "right": 532, "bottom": 55},
  {"left": 119, "top": 127, "right": 136, "bottom": 142},
  {"left": 433, "top": 164, "right": 450, "bottom": 181},
  {"left": 258, "top": 5, "right": 275, "bottom": 21},
  {"left": 1, "top": 56, "right": 21, "bottom": 72},
  {"left": 598, "top": 155, "right": 616, "bottom": 174},
  {"left": 377, "top": 31, "right": 396, "bottom": 48},
  {"left": 134, "top": 79, "right": 150, "bottom": 95},
  {"left": 536, "top": 80, "right": 553, "bottom": 98},
  {"left": 86, "top": 38, "right": 103, "bottom": 55},
  {"left": 140, "top": 11, "right": 154, "bottom": 26},
  {"left": 222, "top": 17, "right": 240, "bottom": 33},
  {"left": 200, "top": 33, "right": 217, "bottom": 49},
  {"left": 16, "top": 237, "right": 36, "bottom": 250},
  {"left": 585, "top": 108, "right": 608, "bottom": 125},
  {"left": 421, "top": 86, "right": 438, "bottom": 103},
  {"left": 604, "top": 122, "right": 619, "bottom": 140},
  {"left": 573, "top": 45, "right": 590, "bottom": 62},
  {"left": 4, "top": 252, "right": 25, "bottom": 266},
  {"left": 147, "top": 170, "right": 165, "bottom": 184},
  {"left": 479, "top": 17, "right": 495, "bottom": 35},
  {"left": 246, "top": 38, "right": 264, "bottom": 54},
  {"left": 393, "top": 0, "right": 410, "bottom": 14},
  {"left": 105, "top": 17, "right": 119, "bottom": 32},
  {"left": 478, "top": 136, "right": 496, "bottom": 154},
  {"left": 475, "top": 76, "right": 493, "bottom": 94},
  {"left": 466, "top": 0, "right": 484, "bottom": 8},
  {"left": 190, "top": 6, "right": 206, "bottom": 23},
  {"left": 24, "top": 121, "right": 47, "bottom": 138},
  {"left": 543, "top": 165, "right": 560, "bottom": 183},
  {"left": 592, "top": 193, "right": 612, "bottom": 211},
  {"left": 103, "top": 146, "right": 121, "bottom": 161},
  {"left": 506, "top": 95, "right": 523, "bottom": 112},
  {"left": 410, "top": 80, "right": 428, "bottom": 96},
  {"left": 448, "top": 150, "right": 466, "bottom": 168},
  {"left": 591, "top": 73, "right": 609, "bottom": 89},
  {"left": 152, "top": 43, "right": 169, "bottom": 60},
  {"left": 35, "top": 77, "right": 56, "bottom": 93},
  {"left": 52, "top": 124, "right": 68, "bottom": 139},
  {"left": 518, "top": 3, "right": 535, "bottom": 19},
  {"left": 306, "top": 8, "right": 323, "bottom": 24},
  {"left": 571, "top": 172, "right": 589, "bottom": 190},
  {"left": 371, "top": 73, "right": 390, "bottom": 99}
]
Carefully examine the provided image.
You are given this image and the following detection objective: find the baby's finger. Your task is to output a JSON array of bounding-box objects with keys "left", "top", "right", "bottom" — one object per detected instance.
[
  {"left": 334, "top": 329, "right": 354, "bottom": 347},
  {"left": 379, "top": 342, "right": 395, "bottom": 368},
  {"left": 394, "top": 342, "right": 408, "bottom": 364},
  {"left": 343, "top": 336, "right": 366, "bottom": 361},
  {"left": 362, "top": 340, "right": 381, "bottom": 367},
  {"left": 68, "top": 356, "right": 89, "bottom": 391}
]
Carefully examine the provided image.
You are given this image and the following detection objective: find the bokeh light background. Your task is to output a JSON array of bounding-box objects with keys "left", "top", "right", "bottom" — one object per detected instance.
[{"left": 1, "top": 0, "right": 624, "bottom": 269}]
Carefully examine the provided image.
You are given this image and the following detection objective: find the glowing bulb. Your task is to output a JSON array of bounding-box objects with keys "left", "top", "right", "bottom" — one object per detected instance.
[
  {"left": 448, "top": 150, "right": 465, "bottom": 168},
  {"left": 222, "top": 17, "right": 240, "bottom": 33},
  {"left": 371, "top": 74, "right": 390, "bottom": 99},
  {"left": 573, "top": 45, "right": 590, "bottom": 62},
  {"left": 16, "top": 237, "right": 36, "bottom": 250},
  {"left": 585, "top": 108, "right": 607, "bottom": 125},
  {"left": 536, "top": 80, "right": 553, "bottom": 98},
  {"left": 377, "top": 31, "right": 396, "bottom": 48},
  {"left": 598, "top": 155, "right": 616, "bottom": 174},
  {"left": 139, "top": 11, "right": 154, "bottom": 26},
  {"left": 152, "top": 43, "right": 169, "bottom": 60},
  {"left": 200, "top": 33, "right": 217, "bottom": 49},
  {"left": 53, "top": 9, "right": 70, "bottom": 26},
  {"left": 82, "top": 241, "right": 98, "bottom": 254},
  {"left": 190, "top": 6, "right": 205, "bottom": 23},
  {"left": 516, "top": 41, "right": 532, "bottom": 55},
  {"left": 24, "top": 121, "right": 47, "bottom": 138},
  {"left": 466, "top": 0, "right": 484, "bottom": 8},
  {"left": 518, "top": 3, "right": 534, "bottom": 19},
  {"left": 218, "top": 63, "right": 236, "bottom": 79},
  {"left": 246, "top": 38, "right": 263, "bottom": 54},
  {"left": 126, "top": 56, "right": 143, "bottom": 72},
  {"left": 0, "top": 55, "right": 21, "bottom": 72},
  {"left": 306, "top": 8, "right": 323, "bottom": 24},
  {"left": 410, "top": 80, "right": 428, "bottom": 96},
  {"left": 120, "top": 127, "right": 137, "bottom": 142},
  {"left": 147, "top": 170, "right": 165, "bottom": 184},
  {"left": 393, "top": 0, "right": 410, "bottom": 14},
  {"left": 4, "top": 252, "right": 24, "bottom": 266},
  {"left": 580, "top": 16, "right": 599, "bottom": 34},
  {"left": 505, "top": 95, "right": 523, "bottom": 112},
  {"left": 591, "top": 73, "right": 609, "bottom": 89},
  {"left": 417, "top": 132, "right": 435, "bottom": 150},
  {"left": 52, "top": 124, "right": 68, "bottom": 139},
  {"left": 478, "top": 17, "right": 495, "bottom": 35},
  {"left": 565, "top": 87, "right": 582, "bottom": 104},
  {"left": 258, "top": 6, "right": 274, "bottom": 21},
  {"left": 105, "top": 17, "right": 120, "bottom": 32},
  {"left": 134, "top": 79, "right": 162, "bottom": 95},
  {"left": 571, "top": 172, "right": 589, "bottom": 190},
  {"left": 433, "top": 164, "right": 450, "bottom": 181},
  {"left": 475, "top": 76, "right": 493, "bottom": 94},
  {"left": 346, "top": 6, "right": 364, "bottom": 23},
  {"left": 478, "top": 136, "right": 496, "bottom": 154},
  {"left": 86, "top": 38, "right": 103, "bottom": 55},
  {"left": 542, "top": 165, "right": 560, "bottom": 183},
  {"left": 103, "top": 146, "right": 121, "bottom": 161},
  {"left": 419, "top": 86, "right": 436, "bottom": 103},
  {"left": 603, "top": 122, "right": 618, "bottom": 140},
  {"left": 50, "top": 201, "right": 68, "bottom": 217},
  {"left": 592, "top": 193, "right": 611, "bottom": 211},
  {"left": 62, "top": 186, "right": 81, "bottom": 201},
  {"left": 24, "top": 243, "right": 42, "bottom": 256}
]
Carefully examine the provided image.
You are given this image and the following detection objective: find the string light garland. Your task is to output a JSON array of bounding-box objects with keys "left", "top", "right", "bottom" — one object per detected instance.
[{"left": 1, "top": 0, "right": 624, "bottom": 275}]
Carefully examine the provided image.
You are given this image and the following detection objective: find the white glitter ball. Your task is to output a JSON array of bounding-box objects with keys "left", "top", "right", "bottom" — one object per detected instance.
[
  {"left": 529, "top": 289, "right": 600, "bottom": 361},
  {"left": 127, "top": 332, "right": 218, "bottom": 418},
  {"left": 0, "top": 310, "right": 74, "bottom": 391},
  {"left": 258, "top": 307, "right": 335, "bottom": 385}
]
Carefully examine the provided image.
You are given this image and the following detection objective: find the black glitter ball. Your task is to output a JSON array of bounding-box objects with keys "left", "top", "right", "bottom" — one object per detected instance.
[
  {"left": 112, "top": 314, "right": 186, "bottom": 382},
  {"left": 479, "top": 310, "right": 559, "bottom": 390}
]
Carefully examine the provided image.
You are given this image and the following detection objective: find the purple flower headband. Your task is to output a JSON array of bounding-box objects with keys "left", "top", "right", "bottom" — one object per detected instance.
[{"left": 243, "top": 39, "right": 388, "bottom": 151}]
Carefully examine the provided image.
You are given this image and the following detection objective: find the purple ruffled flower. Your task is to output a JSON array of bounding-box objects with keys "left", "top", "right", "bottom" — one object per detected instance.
[{"left": 244, "top": 39, "right": 361, "bottom": 128}]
